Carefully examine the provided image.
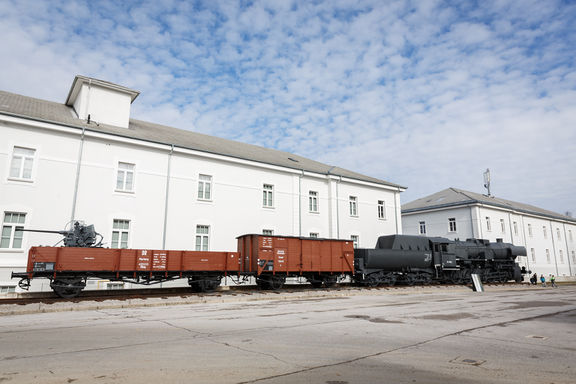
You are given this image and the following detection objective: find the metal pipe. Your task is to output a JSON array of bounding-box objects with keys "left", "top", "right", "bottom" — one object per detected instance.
[
  {"left": 549, "top": 221, "right": 559, "bottom": 276},
  {"left": 162, "top": 145, "right": 174, "bottom": 250},
  {"left": 70, "top": 125, "right": 86, "bottom": 222},
  {"left": 563, "top": 224, "right": 573, "bottom": 276}
]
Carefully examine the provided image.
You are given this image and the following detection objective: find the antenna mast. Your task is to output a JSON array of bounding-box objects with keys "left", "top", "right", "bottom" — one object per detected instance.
[{"left": 483, "top": 168, "right": 491, "bottom": 196}]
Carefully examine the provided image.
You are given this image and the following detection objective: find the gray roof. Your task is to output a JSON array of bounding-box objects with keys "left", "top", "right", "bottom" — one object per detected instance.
[
  {"left": 0, "top": 89, "right": 404, "bottom": 189},
  {"left": 402, "top": 187, "right": 576, "bottom": 223}
]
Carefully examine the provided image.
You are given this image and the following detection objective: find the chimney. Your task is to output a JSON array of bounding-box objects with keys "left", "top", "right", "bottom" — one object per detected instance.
[{"left": 65, "top": 75, "right": 140, "bottom": 128}]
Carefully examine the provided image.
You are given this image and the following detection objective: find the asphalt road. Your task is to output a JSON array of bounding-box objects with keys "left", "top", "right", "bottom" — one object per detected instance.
[{"left": 0, "top": 285, "right": 575, "bottom": 384}]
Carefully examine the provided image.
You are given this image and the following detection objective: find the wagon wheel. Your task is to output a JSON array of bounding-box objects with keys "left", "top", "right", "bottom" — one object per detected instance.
[
  {"left": 269, "top": 276, "right": 284, "bottom": 290},
  {"left": 51, "top": 279, "right": 84, "bottom": 298}
]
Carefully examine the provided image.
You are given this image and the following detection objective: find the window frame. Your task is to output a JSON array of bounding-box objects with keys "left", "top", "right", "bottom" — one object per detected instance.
[
  {"left": 308, "top": 191, "right": 319, "bottom": 213},
  {"left": 486, "top": 217, "right": 491, "bottom": 232},
  {"left": 262, "top": 184, "right": 274, "bottom": 208},
  {"left": 500, "top": 218, "right": 506, "bottom": 233},
  {"left": 448, "top": 218, "right": 457, "bottom": 232},
  {"left": 349, "top": 196, "right": 358, "bottom": 217},
  {"left": 197, "top": 174, "right": 213, "bottom": 201},
  {"left": 8, "top": 146, "right": 36, "bottom": 182},
  {"left": 530, "top": 248, "right": 536, "bottom": 263},
  {"left": 377, "top": 200, "right": 386, "bottom": 220},
  {"left": 111, "top": 219, "right": 130, "bottom": 249},
  {"left": 351, "top": 235, "right": 359, "bottom": 248},
  {"left": 1, "top": 212, "right": 26, "bottom": 249},
  {"left": 116, "top": 162, "right": 135, "bottom": 193},
  {"left": 309, "top": 232, "right": 319, "bottom": 238},
  {"left": 262, "top": 229, "right": 274, "bottom": 236},
  {"left": 419, "top": 221, "right": 426, "bottom": 235},
  {"left": 195, "top": 225, "right": 210, "bottom": 251}
]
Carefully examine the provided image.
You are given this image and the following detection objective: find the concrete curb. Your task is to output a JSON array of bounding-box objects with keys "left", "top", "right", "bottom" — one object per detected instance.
[{"left": 0, "top": 283, "right": 557, "bottom": 316}]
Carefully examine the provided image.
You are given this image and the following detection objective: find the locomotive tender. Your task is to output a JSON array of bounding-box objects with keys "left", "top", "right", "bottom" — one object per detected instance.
[{"left": 12, "top": 223, "right": 526, "bottom": 298}]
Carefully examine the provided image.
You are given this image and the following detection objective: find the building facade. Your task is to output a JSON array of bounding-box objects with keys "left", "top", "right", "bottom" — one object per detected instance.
[
  {"left": 402, "top": 188, "right": 576, "bottom": 279},
  {"left": 0, "top": 76, "right": 405, "bottom": 292}
]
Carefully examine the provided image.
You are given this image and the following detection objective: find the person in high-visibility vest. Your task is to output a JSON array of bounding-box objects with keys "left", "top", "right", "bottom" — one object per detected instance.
[{"left": 550, "top": 275, "right": 557, "bottom": 288}]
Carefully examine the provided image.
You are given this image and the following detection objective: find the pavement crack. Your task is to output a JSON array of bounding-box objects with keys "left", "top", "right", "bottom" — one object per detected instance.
[
  {"left": 235, "top": 307, "right": 576, "bottom": 384},
  {"left": 207, "top": 338, "right": 297, "bottom": 367}
]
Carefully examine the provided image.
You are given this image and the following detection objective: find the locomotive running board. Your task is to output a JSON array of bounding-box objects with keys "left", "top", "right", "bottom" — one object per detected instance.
[{"left": 471, "top": 274, "right": 484, "bottom": 292}]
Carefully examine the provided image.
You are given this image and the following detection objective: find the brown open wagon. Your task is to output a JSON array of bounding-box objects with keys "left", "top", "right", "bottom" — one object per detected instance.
[{"left": 237, "top": 234, "right": 354, "bottom": 289}]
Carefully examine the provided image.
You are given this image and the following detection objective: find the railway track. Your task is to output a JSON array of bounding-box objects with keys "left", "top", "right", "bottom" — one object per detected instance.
[{"left": 0, "top": 282, "right": 526, "bottom": 306}]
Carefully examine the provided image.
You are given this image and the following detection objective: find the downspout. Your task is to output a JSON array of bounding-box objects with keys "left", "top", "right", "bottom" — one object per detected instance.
[
  {"left": 394, "top": 187, "right": 400, "bottom": 234},
  {"left": 336, "top": 176, "right": 341, "bottom": 238},
  {"left": 298, "top": 170, "right": 303, "bottom": 237},
  {"left": 469, "top": 206, "right": 476, "bottom": 238},
  {"left": 563, "top": 224, "right": 573, "bottom": 276},
  {"left": 70, "top": 125, "right": 86, "bottom": 222},
  {"left": 162, "top": 144, "right": 174, "bottom": 250},
  {"left": 549, "top": 221, "right": 559, "bottom": 276},
  {"left": 520, "top": 216, "right": 531, "bottom": 273}
]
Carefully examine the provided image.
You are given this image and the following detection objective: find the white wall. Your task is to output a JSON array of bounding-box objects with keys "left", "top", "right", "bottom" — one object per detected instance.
[
  {"left": 0, "top": 115, "right": 404, "bottom": 289},
  {"left": 402, "top": 204, "right": 576, "bottom": 278}
]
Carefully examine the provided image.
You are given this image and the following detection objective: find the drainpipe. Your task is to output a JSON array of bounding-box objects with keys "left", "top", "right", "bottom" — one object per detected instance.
[
  {"left": 70, "top": 125, "right": 86, "bottom": 222},
  {"left": 298, "top": 170, "right": 303, "bottom": 237},
  {"left": 520, "top": 216, "right": 531, "bottom": 273},
  {"left": 549, "top": 221, "right": 559, "bottom": 276},
  {"left": 394, "top": 188, "right": 400, "bottom": 234},
  {"left": 336, "top": 176, "right": 341, "bottom": 238},
  {"left": 562, "top": 224, "right": 573, "bottom": 276},
  {"left": 162, "top": 144, "right": 174, "bottom": 250}
]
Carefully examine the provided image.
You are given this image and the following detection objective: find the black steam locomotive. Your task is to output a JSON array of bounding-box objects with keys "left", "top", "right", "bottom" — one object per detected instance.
[{"left": 354, "top": 235, "right": 526, "bottom": 286}]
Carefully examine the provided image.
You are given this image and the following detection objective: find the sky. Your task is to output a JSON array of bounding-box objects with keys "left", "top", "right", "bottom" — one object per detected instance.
[{"left": 1, "top": 0, "right": 575, "bottom": 216}]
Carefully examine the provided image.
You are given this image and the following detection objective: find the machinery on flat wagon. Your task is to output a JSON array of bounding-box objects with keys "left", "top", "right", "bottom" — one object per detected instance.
[
  {"left": 354, "top": 234, "right": 526, "bottom": 287},
  {"left": 12, "top": 222, "right": 526, "bottom": 298}
]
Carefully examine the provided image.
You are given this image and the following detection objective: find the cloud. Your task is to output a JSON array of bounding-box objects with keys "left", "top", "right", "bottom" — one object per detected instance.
[{"left": 0, "top": 0, "right": 575, "bottom": 215}]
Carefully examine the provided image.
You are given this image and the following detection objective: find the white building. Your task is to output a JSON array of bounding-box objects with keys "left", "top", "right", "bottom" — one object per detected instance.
[
  {"left": 402, "top": 188, "right": 576, "bottom": 279},
  {"left": 0, "top": 75, "right": 405, "bottom": 292}
]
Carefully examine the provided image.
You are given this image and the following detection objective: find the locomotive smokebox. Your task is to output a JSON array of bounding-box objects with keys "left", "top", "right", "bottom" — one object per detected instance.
[
  {"left": 488, "top": 242, "right": 527, "bottom": 259},
  {"left": 355, "top": 249, "right": 433, "bottom": 271}
]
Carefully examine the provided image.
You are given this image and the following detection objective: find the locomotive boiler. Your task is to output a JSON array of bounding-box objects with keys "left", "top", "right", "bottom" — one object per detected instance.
[{"left": 354, "top": 235, "right": 526, "bottom": 286}]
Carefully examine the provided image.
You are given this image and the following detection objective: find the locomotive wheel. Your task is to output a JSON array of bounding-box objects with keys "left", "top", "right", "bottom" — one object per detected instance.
[{"left": 51, "top": 278, "right": 85, "bottom": 298}]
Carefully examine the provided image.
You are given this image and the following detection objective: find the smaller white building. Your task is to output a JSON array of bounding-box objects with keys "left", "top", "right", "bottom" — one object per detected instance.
[{"left": 402, "top": 188, "right": 576, "bottom": 279}]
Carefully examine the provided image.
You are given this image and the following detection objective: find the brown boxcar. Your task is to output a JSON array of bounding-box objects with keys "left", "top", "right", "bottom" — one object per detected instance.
[
  {"left": 237, "top": 234, "right": 354, "bottom": 289},
  {"left": 20, "top": 246, "right": 240, "bottom": 297}
]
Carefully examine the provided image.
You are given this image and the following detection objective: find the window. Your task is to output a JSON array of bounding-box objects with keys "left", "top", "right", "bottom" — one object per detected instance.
[
  {"left": 9, "top": 147, "right": 35, "bottom": 181},
  {"left": 1, "top": 212, "right": 26, "bottom": 249},
  {"left": 111, "top": 219, "right": 130, "bottom": 249},
  {"left": 543, "top": 226, "right": 547, "bottom": 239},
  {"left": 198, "top": 174, "right": 212, "bottom": 200},
  {"left": 500, "top": 219, "right": 505, "bottom": 233},
  {"left": 569, "top": 230, "right": 573, "bottom": 242},
  {"left": 572, "top": 251, "right": 575, "bottom": 264},
  {"left": 349, "top": 196, "right": 358, "bottom": 216},
  {"left": 419, "top": 221, "right": 426, "bottom": 235},
  {"left": 448, "top": 218, "right": 457, "bottom": 232},
  {"left": 116, "top": 162, "right": 135, "bottom": 192},
  {"left": 351, "top": 235, "right": 359, "bottom": 248},
  {"left": 195, "top": 225, "right": 210, "bottom": 251},
  {"left": 545, "top": 249, "right": 551, "bottom": 264},
  {"left": 559, "top": 250, "right": 564, "bottom": 264},
  {"left": 0, "top": 285, "right": 16, "bottom": 293},
  {"left": 309, "top": 232, "right": 319, "bottom": 238},
  {"left": 557, "top": 228, "right": 561, "bottom": 240},
  {"left": 377, "top": 200, "right": 386, "bottom": 220},
  {"left": 486, "top": 217, "right": 491, "bottom": 231},
  {"left": 513, "top": 222, "right": 518, "bottom": 236},
  {"left": 530, "top": 248, "right": 536, "bottom": 263},
  {"left": 262, "top": 184, "right": 274, "bottom": 207},
  {"left": 262, "top": 229, "right": 274, "bottom": 236},
  {"left": 528, "top": 224, "right": 533, "bottom": 237},
  {"left": 309, "top": 191, "right": 318, "bottom": 213}
]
